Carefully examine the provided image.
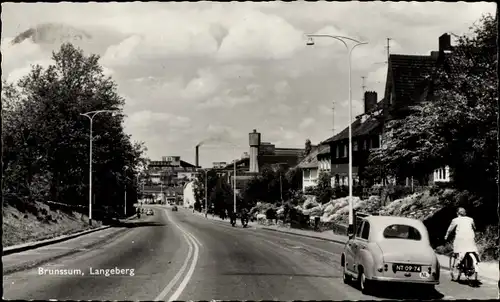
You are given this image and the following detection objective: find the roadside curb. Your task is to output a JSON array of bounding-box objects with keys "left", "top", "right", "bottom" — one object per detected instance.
[
  {"left": 3, "top": 214, "right": 137, "bottom": 256},
  {"left": 260, "top": 226, "right": 498, "bottom": 281},
  {"left": 261, "top": 227, "right": 347, "bottom": 245}
]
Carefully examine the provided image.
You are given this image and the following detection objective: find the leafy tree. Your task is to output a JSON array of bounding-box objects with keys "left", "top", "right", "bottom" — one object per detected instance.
[
  {"left": 2, "top": 43, "right": 146, "bottom": 216},
  {"left": 313, "top": 171, "right": 334, "bottom": 204},
  {"left": 368, "top": 14, "right": 497, "bottom": 218}
]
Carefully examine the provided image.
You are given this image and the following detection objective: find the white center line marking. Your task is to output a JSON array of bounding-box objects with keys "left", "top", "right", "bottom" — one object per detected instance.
[{"left": 154, "top": 207, "right": 200, "bottom": 302}]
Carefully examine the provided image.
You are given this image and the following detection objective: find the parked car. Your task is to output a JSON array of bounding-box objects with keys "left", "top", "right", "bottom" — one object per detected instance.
[
  {"left": 172, "top": 205, "right": 178, "bottom": 211},
  {"left": 146, "top": 209, "right": 154, "bottom": 216},
  {"left": 341, "top": 215, "right": 440, "bottom": 294}
]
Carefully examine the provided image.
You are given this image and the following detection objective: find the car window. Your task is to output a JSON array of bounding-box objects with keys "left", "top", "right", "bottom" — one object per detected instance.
[
  {"left": 355, "top": 221, "right": 364, "bottom": 238},
  {"left": 361, "top": 221, "right": 370, "bottom": 240},
  {"left": 383, "top": 224, "right": 422, "bottom": 240}
]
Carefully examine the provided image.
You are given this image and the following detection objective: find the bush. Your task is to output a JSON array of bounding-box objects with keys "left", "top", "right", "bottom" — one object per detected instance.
[
  {"left": 332, "top": 186, "right": 348, "bottom": 199},
  {"left": 477, "top": 225, "right": 499, "bottom": 261},
  {"left": 266, "top": 208, "right": 277, "bottom": 220}
]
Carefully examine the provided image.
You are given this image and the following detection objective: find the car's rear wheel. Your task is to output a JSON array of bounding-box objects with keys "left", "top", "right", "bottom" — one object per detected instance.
[{"left": 342, "top": 265, "right": 351, "bottom": 284}]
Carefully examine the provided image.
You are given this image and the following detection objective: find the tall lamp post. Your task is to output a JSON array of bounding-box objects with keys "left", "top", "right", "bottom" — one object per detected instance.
[
  {"left": 123, "top": 165, "right": 129, "bottom": 217},
  {"left": 306, "top": 34, "right": 368, "bottom": 236},
  {"left": 203, "top": 169, "right": 208, "bottom": 217},
  {"left": 80, "top": 109, "right": 118, "bottom": 226}
]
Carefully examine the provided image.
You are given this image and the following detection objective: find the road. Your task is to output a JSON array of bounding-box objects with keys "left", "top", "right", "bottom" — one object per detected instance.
[{"left": 3, "top": 205, "right": 497, "bottom": 300}]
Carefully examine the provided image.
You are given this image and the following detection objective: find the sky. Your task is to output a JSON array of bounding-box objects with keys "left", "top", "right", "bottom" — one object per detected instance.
[{"left": 1, "top": 1, "right": 496, "bottom": 167}]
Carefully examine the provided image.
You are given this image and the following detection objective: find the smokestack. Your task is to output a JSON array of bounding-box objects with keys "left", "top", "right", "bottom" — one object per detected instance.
[{"left": 195, "top": 145, "right": 199, "bottom": 168}]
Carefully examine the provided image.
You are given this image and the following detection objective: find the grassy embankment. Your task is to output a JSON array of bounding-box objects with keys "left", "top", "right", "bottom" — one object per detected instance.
[{"left": 3, "top": 200, "right": 103, "bottom": 247}]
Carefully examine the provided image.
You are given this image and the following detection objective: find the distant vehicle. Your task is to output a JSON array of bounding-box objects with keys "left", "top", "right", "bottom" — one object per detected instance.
[
  {"left": 341, "top": 214, "right": 440, "bottom": 294},
  {"left": 146, "top": 209, "right": 154, "bottom": 216},
  {"left": 172, "top": 206, "right": 178, "bottom": 211}
]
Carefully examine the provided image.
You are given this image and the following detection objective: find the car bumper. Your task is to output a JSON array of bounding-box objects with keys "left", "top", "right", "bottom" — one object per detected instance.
[{"left": 371, "top": 276, "right": 439, "bottom": 285}]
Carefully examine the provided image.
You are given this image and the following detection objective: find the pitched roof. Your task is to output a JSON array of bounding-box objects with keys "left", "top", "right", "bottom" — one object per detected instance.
[
  {"left": 388, "top": 54, "right": 438, "bottom": 104},
  {"left": 296, "top": 144, "right": 329, "bottom": 168},
  {"left": 297, "top": 145, "right": 320, "bottom": 168},
  {"left": 323, "top": 113, "right": 382, "bottom": 144}
]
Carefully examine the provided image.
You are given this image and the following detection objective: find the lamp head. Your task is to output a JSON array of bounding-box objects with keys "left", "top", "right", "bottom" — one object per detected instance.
[{"left": 306, "top": 37, "right": 315, "bottom": 46}]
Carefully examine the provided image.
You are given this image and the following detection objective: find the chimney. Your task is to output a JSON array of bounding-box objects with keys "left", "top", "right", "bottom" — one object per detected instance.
[
  {"left": 364, "top": 91, "right": 377, "bottom": 114},
  {"left": 195, "top": 145, "right": 199, "bottom": 168},
  {"left": 439, "top": 33, "right": 452, "bottom": 52}
]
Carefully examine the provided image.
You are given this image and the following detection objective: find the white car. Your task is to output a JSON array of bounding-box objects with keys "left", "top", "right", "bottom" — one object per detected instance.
[{"left": 341, "top": 215, "right": 440, "bottom": 294}]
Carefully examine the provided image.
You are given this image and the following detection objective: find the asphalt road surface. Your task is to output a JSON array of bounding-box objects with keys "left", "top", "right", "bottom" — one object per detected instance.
[{"left": 3, "top": 205, "right": 497, "bottom": 300}]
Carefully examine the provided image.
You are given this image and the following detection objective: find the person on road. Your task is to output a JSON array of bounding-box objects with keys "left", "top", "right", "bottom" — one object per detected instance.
[{"left": 444, "top": 207, "right": 480, "bottom": 273}]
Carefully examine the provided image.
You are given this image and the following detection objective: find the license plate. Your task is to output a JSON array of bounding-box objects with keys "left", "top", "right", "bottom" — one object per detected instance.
[{"left": 394, "top": 264, "right": 422, "bottom": 272}]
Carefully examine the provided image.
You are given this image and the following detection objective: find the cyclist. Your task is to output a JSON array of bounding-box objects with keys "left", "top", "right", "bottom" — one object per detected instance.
[{"left": 444, "top": 207, "right": 480, "bottom": 275}]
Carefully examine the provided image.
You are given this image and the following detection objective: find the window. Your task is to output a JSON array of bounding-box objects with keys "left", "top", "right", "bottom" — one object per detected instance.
[
  {"left": 303, "top": 169, "right": 311, "bottom": 179},
  {"left": 363, "top": 139, "right": 368, "bottom": 150},
  {"left": 361, "top": 221, "right": 370, "bottom": 240},
  {"left": 353, "top": 141, "right": 358, "bottom": 151},
  {"left": 338, "top": 144, "right": 344, "bottom": 158},
  {"left": 383, "top": 224, "right": 422, "bottom": 241},
  {"left": 356, "top": 221, "right": 364, "bottom": 238},
  {"left": 371, "top": 136, "right": 380, "bottom": 149},
  {"left": 310, "top": 169, "right": 318, "bottom": 179},
  {"left": 335, "top": 145, "right": 339, "bottom": 158},
  {"left": 443, "top": 167, "right": 447, "bottom": 179},
  {"left": 343, "top": 144, "right": 348, "bottom": 157},
  {"left": 439, "top": 168, "right": 443, "bottom": 179}
]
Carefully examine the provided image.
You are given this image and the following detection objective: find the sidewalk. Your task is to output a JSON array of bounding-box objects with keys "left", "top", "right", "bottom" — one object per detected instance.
[{"left": 259, "top": 223, "right": 498, "bottom": 282}]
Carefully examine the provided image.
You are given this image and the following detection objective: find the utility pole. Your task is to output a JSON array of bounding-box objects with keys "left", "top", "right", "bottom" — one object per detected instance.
[
  {"left": 280, "top": 173, "right": 283, "bottom": 205},
  {"left": 332, "top": 100, "right": 335, "bottom": 136},
  {"left": 385, "top": 37, "right": 392, "bottom": 64}
]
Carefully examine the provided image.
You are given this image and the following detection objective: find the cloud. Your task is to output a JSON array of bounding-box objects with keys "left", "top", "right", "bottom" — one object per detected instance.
[
  {"left": 126, "top": 110, "right": 191, "bottom": 133},
  {"left": 299, "top": 117, "right": 315, "bottom": 130},
  {"left": 216, "top": 9, "right": 305, "bottom": 61},
  {"left": 270, "top": 103, "right": 292, "bottom": 116},
  {"left": 181, "top": 69, "right": 222, "bottom": 100}
]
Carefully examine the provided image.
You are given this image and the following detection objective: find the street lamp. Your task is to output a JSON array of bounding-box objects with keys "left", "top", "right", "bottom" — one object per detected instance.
[
  {"left": 80, "top": 109, "right": 119, "bottom": 226},
  {"left": 124, "top": 165, "right": 129, "bottom": 217},
  {"left": 306, "top": 34, "right": 368, "bottom": 237},
  {"left": 202, "top": 169, "right": 208, "bottom": 217}
]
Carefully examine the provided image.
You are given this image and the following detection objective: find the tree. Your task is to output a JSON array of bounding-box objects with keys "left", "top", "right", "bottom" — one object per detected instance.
[
  {"left": 313, "top": 171, "right": 334, "bottom": 204},
  {"left": 368, "top": 14, "right": 497, "bottom": 216},
  {"left": 2, "top": 43, "right": 146, "bottom": 216}
]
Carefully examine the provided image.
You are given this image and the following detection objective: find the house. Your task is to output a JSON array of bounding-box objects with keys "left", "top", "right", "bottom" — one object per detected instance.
[
  {"left": 382, "top": 33, "right": 454, "bottom": 184},
  {"left": 297, "top": 144, "right": 330, "bottom": 192},
  {"left": 323, "top": 33, "right": 454, "bottom": 187},
  {"left": 323, "top": 91, "right": 386, "bottom": 187}
]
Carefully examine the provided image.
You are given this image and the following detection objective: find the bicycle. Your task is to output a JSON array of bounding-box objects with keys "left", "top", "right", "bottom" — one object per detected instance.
[{"left": 449, "top": 252, "right": 478, "bottom": 283}]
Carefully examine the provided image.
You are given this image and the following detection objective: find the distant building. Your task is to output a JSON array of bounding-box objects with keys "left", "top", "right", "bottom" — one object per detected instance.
[
  {"left": 146, "top": 155, "right": 197, "bottom": 187},
  {"left": 220, "top": 129, "right": 305, "bottom": 191},
  {"left": 212, "top": 162, "right": 227, "bottom": 169},
  {"left": 297, "top": 144, "right": 330, "bottom": 192}
]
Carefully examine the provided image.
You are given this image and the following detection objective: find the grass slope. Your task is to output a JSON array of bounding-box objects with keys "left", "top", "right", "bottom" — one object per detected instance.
[{"left": 3, "top": 200, "right": 103, "bottom": 247}]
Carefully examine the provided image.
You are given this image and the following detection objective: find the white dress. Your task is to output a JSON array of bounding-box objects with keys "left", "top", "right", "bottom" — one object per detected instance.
[{"left": 447, "top": 216, "right": 478, "bottom": 254}]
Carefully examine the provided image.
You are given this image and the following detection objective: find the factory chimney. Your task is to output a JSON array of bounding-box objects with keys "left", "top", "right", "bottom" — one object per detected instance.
[
  {"left": 195, "top": 145, "right": 199, "bottom": 168},
  {"left": 249, "top": 129, "right": 261, "bottom": 173}
]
